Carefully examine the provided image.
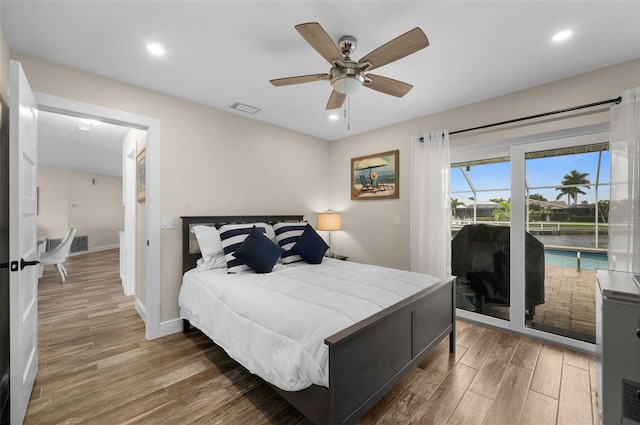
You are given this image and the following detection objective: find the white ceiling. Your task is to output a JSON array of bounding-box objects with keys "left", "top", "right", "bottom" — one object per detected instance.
[
  {"left": 2, "top": 1, "right": 639, "bottom": 157},
  {"left": 38, "top": 111, "right": 129, "bottom": 178}
]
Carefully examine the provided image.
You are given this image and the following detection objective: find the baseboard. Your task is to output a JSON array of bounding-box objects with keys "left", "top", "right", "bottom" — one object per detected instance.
[
  {"left": 158, "top": 318, "right": 183, "bottom": 337},
  {"left": 121, "top": 277, "right": 134, "bottom": 296},
  {"left": 134, "top": 298, "right": 146, "bottom": 322},
  {"left": 69, "top": 244, "right": 119, "bottom": 256}
]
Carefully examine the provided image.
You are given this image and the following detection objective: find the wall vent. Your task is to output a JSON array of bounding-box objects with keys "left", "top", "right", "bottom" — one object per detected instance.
[{"left": 622, "top": 379, "right": 640, "bottom": 423}]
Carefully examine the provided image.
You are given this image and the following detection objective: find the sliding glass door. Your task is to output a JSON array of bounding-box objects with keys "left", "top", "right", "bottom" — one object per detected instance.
[
  {"left": 452, "top": 125, "right": 610, "bottom": 351},
  {"left": 520, "top": 143, "right": 609, "bottom": 344}
]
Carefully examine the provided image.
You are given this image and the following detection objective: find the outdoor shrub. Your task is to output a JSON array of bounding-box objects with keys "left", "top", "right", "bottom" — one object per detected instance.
[{"left": 551, "top": 213, "right": 571, "bottom": 221}]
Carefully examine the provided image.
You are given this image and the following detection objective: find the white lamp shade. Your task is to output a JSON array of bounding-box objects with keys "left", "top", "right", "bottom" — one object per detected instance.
[{"left": 317, "top": 212, "right": 342, "bottom": 231}]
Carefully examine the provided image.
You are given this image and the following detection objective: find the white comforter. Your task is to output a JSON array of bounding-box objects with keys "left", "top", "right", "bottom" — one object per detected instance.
[{"left": 178, "top": 258, "right": 441, "bottom": 391}]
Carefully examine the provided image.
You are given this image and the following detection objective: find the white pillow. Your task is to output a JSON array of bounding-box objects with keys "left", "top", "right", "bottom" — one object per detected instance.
[
  {"left": 273, "top": 221, "right": 308, "bottom": 264},
  {"left": 192, "top": 225, "right": 226, "bottom": 271}
]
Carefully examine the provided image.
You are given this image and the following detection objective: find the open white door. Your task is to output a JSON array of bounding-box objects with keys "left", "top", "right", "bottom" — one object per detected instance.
[{"left": 9, "top": 61, "right": 38, "bottom": 425}]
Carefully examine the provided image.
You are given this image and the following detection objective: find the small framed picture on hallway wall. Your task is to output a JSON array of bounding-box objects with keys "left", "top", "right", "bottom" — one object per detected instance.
[{"left": 136, "top": 146, "right": 146, "bottom": 203}]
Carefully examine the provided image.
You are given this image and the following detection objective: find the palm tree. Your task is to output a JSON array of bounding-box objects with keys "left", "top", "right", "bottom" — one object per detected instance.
[
  {"left": 492, "top": 200, "right": 511, "bottom": 222},
  {"left": 451, "top": 198, "right": 464, "bottom": 217},
  {"left": 597, "top": 199, "right": 609, "bottom": 223},
  {"left": 555, "top": 169, "right": 590, "bottom": 205}
]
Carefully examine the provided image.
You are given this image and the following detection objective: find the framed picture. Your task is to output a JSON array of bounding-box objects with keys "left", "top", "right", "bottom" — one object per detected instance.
[
  {"left": 136, "top": 146, "right": 146, "bottom": 203},
  {"left": 351, "top": 149, "right": 399, "bottom": 200}
]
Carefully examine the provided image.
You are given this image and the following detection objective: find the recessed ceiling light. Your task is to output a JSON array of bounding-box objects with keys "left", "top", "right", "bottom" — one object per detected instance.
[
  {"left": 329, "top": 114, "right": 339, "bottom": 121},
  {"left": 146, "top": 42, "right": 166, "bottom": 57},
  {"left": 551, "top": 30, "right": 573, "bottom": 43}
]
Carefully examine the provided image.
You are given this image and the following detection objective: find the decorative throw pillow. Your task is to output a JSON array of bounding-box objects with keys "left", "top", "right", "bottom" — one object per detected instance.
[
  {"left": 291, "top": 224, "right": 329, "bottom": 264},
  {"left": 192, "top": 225, "right": 227, "bottom": 271},
  {"left": 218, "top": 223, "right": 269, "bottom": 273},
  {"left": 233, "top": 226, "right": 285, "bottom": 273},
  {"left": 273, "top": 221, "right": 308, "bottom": 264}
]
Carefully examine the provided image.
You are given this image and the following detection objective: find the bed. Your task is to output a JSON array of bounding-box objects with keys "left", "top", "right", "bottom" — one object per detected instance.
[{"left": 179, "top": 215, "right": 456, "bottom": 425}]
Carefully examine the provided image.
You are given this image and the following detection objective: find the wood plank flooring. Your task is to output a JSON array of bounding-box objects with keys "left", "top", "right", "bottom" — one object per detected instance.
[{"left": 26, "top": 250, "right": 601, "bottom": 425}]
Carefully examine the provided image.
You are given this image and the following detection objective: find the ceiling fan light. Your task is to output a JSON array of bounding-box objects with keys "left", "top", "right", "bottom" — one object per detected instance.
[{"left": 332, "top": 75, "right": 363, "bottom": 95}]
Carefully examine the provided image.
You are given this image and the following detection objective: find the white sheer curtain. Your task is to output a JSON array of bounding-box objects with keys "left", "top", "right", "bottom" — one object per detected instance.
[
  {"left": 608, "top": 87, "right": 640, "bottom": 273},
  {"left": 410, "top": 130, "right": 451, "bottom": 279}
]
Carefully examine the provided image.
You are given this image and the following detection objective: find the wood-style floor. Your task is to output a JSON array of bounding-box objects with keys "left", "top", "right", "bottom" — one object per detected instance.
[{"left": 26, "top": 249, "right": 601, "bottom": 425}]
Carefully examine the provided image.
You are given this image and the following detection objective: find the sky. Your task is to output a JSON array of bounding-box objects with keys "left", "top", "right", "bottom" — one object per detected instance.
[{"left": 451, "top": 151, "right": 610, "bottom": 204}]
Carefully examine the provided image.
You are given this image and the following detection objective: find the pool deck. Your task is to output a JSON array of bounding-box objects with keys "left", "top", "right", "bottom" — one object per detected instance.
[
  {"left": 533, "top": 265, "right": 597, "bottom": 339},
  {"left": 479, "top": 264, "right": 597, "bottom": 342}
]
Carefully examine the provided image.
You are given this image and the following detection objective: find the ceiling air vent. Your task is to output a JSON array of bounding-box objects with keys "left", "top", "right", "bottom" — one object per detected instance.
[{"left": 230, "top": 102, "right": 261, "bottom": 115}]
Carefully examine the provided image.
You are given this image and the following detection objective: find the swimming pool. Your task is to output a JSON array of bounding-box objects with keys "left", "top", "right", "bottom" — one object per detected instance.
[{"left": 544, "top": 249, "right": 608, "bottom": 270}]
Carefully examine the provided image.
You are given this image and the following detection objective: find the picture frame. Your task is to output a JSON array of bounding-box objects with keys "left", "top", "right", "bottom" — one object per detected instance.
[
  {"left": 351, "top": 149, "right": 399, "bottom": 200},
  {"left": 136, "top": 146, "right": 146, "bottom": 203}
]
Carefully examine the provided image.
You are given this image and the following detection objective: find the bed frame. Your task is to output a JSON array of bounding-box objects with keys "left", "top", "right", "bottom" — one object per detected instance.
[{"left": 180, "top": 215, "right": 456, "bottom": 425}]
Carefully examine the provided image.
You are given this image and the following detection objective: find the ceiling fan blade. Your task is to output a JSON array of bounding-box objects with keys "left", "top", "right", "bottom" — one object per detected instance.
[
  {"left": 358, "top": 27, "right": 429, "bottom": 71},
  {"left": 295, "top": 22, "right": 343, "bottom": 65},
  {"left": 364, "top": 74, "right": 413, "bottom": 97},
  {"left": 326, "top": 90, "right": 346, "bottom": 110},
  {"left": 270, "top": 73, "right": 329, "bottom": 87}
]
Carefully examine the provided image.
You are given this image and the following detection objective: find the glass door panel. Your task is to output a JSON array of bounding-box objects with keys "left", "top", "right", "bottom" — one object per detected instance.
[
  {"left": 523, "top": 143, "right": 609, "bottom": 343},
  {"left": 451, "top": 159, "right": 511, "bottom": 321}
]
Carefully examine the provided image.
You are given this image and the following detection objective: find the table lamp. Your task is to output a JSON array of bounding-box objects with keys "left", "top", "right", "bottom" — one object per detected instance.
[{"left": 317, "top": 212, "right": 342, "bottom": 258}]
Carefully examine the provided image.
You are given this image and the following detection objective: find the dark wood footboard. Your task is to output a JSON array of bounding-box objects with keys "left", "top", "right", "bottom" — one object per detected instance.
[
  {"left": 270, "top": 277, "right": 456, "bottom": 425},
  {"left": 328, "top": 277, "right": 455, "bottom": 424}
]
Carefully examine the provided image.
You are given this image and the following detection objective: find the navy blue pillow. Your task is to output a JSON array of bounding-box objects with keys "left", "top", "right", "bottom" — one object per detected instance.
[
  {"left": 291, "top": 224, "right": 328, "bottom": 264},
  {"left": 233, "top": 226, "right": 285, "bottom": 273}
]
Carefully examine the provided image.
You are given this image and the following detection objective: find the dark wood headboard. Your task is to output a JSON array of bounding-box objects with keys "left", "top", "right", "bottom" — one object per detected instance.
[{"left": 180, "top": 215, "right": 305, "bottom": 274}]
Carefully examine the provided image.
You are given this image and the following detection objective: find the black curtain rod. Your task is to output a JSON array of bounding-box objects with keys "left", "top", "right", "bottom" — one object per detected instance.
[
  {"left": 450, "top": 96, "right": 622, "bottom": 135},
  {"left": 419, "top": 96, "right": 622, "bottom": 141}
]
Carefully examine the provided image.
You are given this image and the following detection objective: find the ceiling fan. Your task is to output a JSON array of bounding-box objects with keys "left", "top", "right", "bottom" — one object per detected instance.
[{"left": 270, "top": 22, "right": 429, "bottom": 110}]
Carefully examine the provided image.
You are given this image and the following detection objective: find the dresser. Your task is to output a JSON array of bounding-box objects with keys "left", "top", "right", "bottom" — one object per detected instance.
[{"left": 596, "top": 270, "right": 640, "bottom": 424}]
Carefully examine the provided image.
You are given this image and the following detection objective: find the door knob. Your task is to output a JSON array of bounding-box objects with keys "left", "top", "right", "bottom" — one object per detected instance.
[{"left": 20, "top": 258, "right": 39, "bottom": 270}]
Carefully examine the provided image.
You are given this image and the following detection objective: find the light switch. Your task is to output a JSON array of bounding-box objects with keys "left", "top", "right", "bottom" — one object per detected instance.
[
  {"left": 161, "top": 217, "right": 175, "bottom": 229},
  {"left": 394, "top": 214, "right": 401, "bottom": 225}
]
